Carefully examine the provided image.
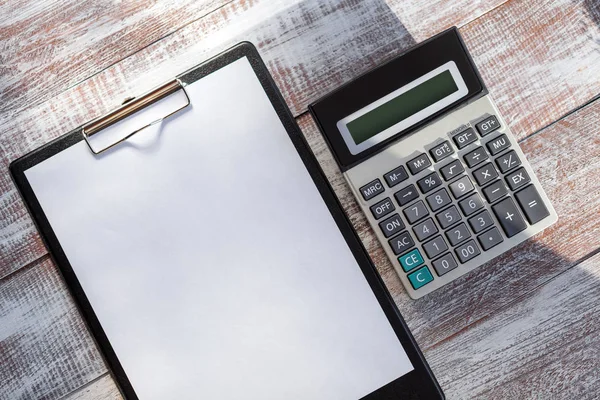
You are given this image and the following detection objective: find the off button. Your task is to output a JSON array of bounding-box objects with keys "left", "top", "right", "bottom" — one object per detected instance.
[{"left": 370, "top": 197, "right": 395, "bottom": 220}]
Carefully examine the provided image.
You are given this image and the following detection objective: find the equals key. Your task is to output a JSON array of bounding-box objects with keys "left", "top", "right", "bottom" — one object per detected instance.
[{"left": 515, "top": 185, "right": 550, "bottom": 224}]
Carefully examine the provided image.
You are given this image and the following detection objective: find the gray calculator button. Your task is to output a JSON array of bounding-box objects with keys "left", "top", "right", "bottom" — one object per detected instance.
[
  {"left": 505, "top": 167, "right": 530, "bottom": 191},
  {"left": 436, "top": 205, "right": 461, "bottom": 229},
  {"left": 458, "top": 193, "right": 484, "bottom": 217},
  {"left": 515, "top": 185, "right": 550, "bottom": 224},
  {"left": 394, "top": 184, "right": 419, "bottom": 206},
  {"left": 403, "top": 200, "right": 429, "bottom": 224},
  {"left": 379, "top": 214, "right": 405, "bottom": 238},
  {"left": 407, "top": 153, "right": 432, "bottom": 175},
  {"left": 430, "top": 140, "right": 454, "bottom": 162},
  {"left": 432, "top": 253, "right": 458, "bottom": 276},
  {"left": 449, "top": 175, "right": 474, "bottom": 199},
  {"left": 492, "top": 197, "right": 527, "bottom": 237},
  {"left": 445, "top": 222, "right": 471, "bottom": 246},
  {"left": 482, "top": 180, "right": 508, "bottom": 203},
  {"left": 359, "top": 179, "right": 384, "bottom": 201},
  {"left": 426, "top": 188, "right": 452, "bottom": 212},
  {"left": 486, "top": 134, "right": 511, "bottom": 155},
  {"left": 477, "top": 227, "right": 504, "bottom": 251},
  {"left": 422, "top": 235, "right": 448, "bottom": 259},
  {"left": 440, "top": 159, "right": 465, "bottom": 181},
  {"left": 476, "top": 115, "right": 501, "bottom": 137},
  {"left": 468, "top": 210, "right": 494, "bottom": 234},
  {"left": 417, "top": 171, "right": 442, "bottom": 194},
  {"left": 463, "top": 146, "right": 488, "bottom": 168},
  {"left": 495, "top": 150, "right": 521, "bottom": 173},
  {"left": 388, "top": 231, "right": 415, "bottom": 255},
  {"left": 454, "top": 239, "right": 481, "bottom": 263},
  {"left": 370, "top": 197, "right": 395, "bottom": 220},
  {"left": 453, "top": 127, "right": 477, "bottom": 149},
  {"left": 413, "top": 218, "right": 438, "bottom": 242},
  {"left": 472, "top": 163, "right": 498, "bottom": 186},
  {"left": 384, "top": 166, "right": 409, "bottom": 188}
]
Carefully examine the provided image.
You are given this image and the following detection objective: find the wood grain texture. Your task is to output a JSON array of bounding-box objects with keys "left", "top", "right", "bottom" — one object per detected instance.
[{"left": 62, "top": 374, "right": 122, "bottom": 400}]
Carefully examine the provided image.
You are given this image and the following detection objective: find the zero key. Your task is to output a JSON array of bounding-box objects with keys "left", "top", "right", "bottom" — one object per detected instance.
[{"left": 515, "top": 185, "right": 550, "bottom": 224}]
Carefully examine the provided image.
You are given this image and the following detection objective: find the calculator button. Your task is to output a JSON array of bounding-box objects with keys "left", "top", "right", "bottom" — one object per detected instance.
[
  {"left": 468, "top": 210, "right": 494, "bottom": 234},
  {"left": 495, "top": 150, "right": 521, "bottom": 173},
  {"left": 384, "top": 166, "right": 409, "bottom": 188},
  {"left": 398, "top": 248, "right": 424, "bottom": 272},
  {"left": 422, "top": 235, "right": 448, "bottom": 259},
  {"left": 452, "top": 127, "right": 477, "bottom": 149},
  {"left": 477, "top": 227, "right": 504, "bottom": 251},
  {"left": 394, "top": 185, "right": 419, "bottom": 206},
  {"left": 449, "top": 175, "right": 474, "bottom": 199},
  {"left": 432, "top": 253, "right": 458, "bottom": 276},
  {"left": 413, "top": 218, "right": 438, "bottom": 242},
  {"left": 370, "top": 197, "right": 395, "bottom": 220},
  {"left": 476, "top": 115, "right": 501, "bottom": 137},
  {"left": 359, "top": 179, "right": 385, "bottom": 201},
  {"left": 505, "top": 167, "right": 530, "bottom": 191},
  {"left": 472, "top": 162, "right": 498, "bottom": 186},
  {"left": 454, "top": 240, "right": 481, "bottom": 263},
  {"left": 486, "top": 134, "right": 511, "bottom": 155},
  {"left": 403, "top": 200, "right": 429, "bottom": 224},
  {"left": 389, "top": 231, "right": 415, "bottom": 255},
  {"left": 482, "top": 180, "right": 508, "bottom": 203},
  {"left": 436, "top": 205, "right": 461, "bottom": 229},
  {"left": 417, "top": 171, "right": 442, "bottom": 194},
  {"left": 463, "top": 146, "right": 488, "bottom": 168},
  {"left": 492, "top": 197, "right": 527, "bottom": 237},
  {"left": 430, "top": 140, "right": 454, "bottom": 162},
  {"left": 407, "top": 153, "right": 432, "bottom": 175},
  {"left": 515, "top": 185, "right": 550, "bottom": 224},
  {"left": 458, "top": 193, "right": 484, "bottom": 217},
  {"left": 440, "top": 159, "right": 465, "bottom": 181},
  {"left": 379, "top": 214, "right": 405, "bottom": 238},
  {"left": 445, "top": 222, "right": 471, "bottom": 246},
  {"left": 407, "top": 266, "right": 434, "bottom": 290},
  {"left": 426, "top": 188, "right": 452, "bottom": 212}
]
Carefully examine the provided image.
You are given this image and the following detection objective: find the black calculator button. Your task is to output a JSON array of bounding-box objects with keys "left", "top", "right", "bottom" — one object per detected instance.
[
  {"left": 486, "top": 134, "right": 511, "bottom": 155},
  {"left": 422, "top": 235, "right": 448, "bottom": 259},
  {"left": 492, "top": 197, "right": 527, "bottom": 237},
  {"left": 403, "top": 200, "right": 429, "bottom": 224},
  {"left": 468, "top": 210, "right": 494, "bottom": 234},
  {"left": 417, "top": 171, "right": 442, "bottom": 194},
  {"left": 463, "top": 146, "right": 488, "bottom": 168},
  {"left": 413, "top": 218, "right": 438, "bottom": 242},
  {"left": 455, "top": 239, "right": 481, "bottom": 263},
  {"left": 482, "top": 180, "right": 508, "bottom": 203},
  {"left": 370, "top": 197, "right": 395, "bottom": 220},
  {"left": 440, "top": 159, "right": 465, "bottom": 181},
  {"left": 449, "top": 175, "right": 474, "bottom": 199},
  {"left": 384, "top": 166, "right": 409, "bottom": 187},
  {"left": 458, "top": 193, "right": 484, "bottom": 217},
  {"left": 407, "top": 153, "right": 432, "bottom": 175},
  {"left": 515, "top": 185, "right": 550, "bottom": 224},
  {"left": 476, "top": 115, "right": 501, "bottom": 137},
  {"left": 432, "top": 253, "right": 458, "bottom": 276},
  {"left": 472, "top": 162, "right": 499, "bottom": 186},
  {"left": 436, "top": 205, "right": 461, "bottom": 229},
  {"left": 379, "top": 214, "right": 405, "bottom": 238},
  {"left": 452, "top": 127, "right": 477, "bottom": 149},
  {"left": 477, "top": 227, "right": 504, "bottom": 251},
  {"left": 394, "top": 184, "right": 419, "bottom": 206},
  {"left": 495, "top": 150, "right": 521, "bottom": 173},
  {"left": 359, "top": 179, "right": 384, "bottom": 201},
  {"left": 430, "top": 140, "right": 454, "bottom": 162},
  {"left": 505, "top": 167, "right": 530, "bottom": 191},
  {"left": 389, "top": 231, "right": 415, "bottom": 255},
  {"left": 445, "top": 222, "right": 471, "bottom": 246},
  {"left": 426, "top": 188, "right": 452, "bottom": 212}
]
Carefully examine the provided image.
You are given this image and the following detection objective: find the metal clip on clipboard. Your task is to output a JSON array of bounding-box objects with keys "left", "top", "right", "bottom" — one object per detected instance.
[{"left": 81, "top": 79, "right": 191, "bottom": 154}]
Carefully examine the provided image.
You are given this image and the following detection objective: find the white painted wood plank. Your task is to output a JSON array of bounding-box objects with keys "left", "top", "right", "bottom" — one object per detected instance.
[{"left": 61, "top": 375, "right": 122, "bottom": 400}]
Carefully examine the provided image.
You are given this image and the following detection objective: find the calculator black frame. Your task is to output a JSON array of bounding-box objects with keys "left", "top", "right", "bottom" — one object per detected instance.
[
  {"left": 309, "top": 27, "right": 487, "bottom": 172},
  {"left": 10, "top": 42, "right": 444, "bottom": 400}
]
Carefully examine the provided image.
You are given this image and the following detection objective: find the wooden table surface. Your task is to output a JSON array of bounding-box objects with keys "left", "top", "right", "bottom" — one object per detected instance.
[{"left": 1, "top": 0, "right": 600, "bottom": 399}]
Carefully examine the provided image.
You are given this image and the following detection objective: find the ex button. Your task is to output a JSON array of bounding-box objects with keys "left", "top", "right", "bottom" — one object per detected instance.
[{"left": 359, "top": 179, "right": 385, "bottom": 201}]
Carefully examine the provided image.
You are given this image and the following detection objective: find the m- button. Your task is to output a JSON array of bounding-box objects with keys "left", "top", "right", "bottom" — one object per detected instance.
[{"left": 359, "top": 179, "right": 385, "bottom": 201}]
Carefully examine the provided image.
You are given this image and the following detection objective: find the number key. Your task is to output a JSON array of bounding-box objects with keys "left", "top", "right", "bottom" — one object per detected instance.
[
  {"left": 403, "top": 200, "right": 429, "bottom": 224},
  {"left": 426, "top": 188, "right": 452, "bottom": 212},
  {"left": 436, "top": 205, "right": 461, "bottom": 229},
  {"left": 468, "top": 210, "right": 494, "bottom": 234},
  {"left": 458, "top": 193, "right": 484, "bottom": 217},
  {"left": 413, "top": 218, "right": 438, "bottom": 242},
  {"left": 432, "top": 253, "right": 458, "bottom": 276},
  {"left": 455, "top": 239, "right": 481, "bottom": 263},
  {"left": 422, "top": 235, "right": 448, "bottom": 259},
  {"left": 445, "top": 222, "right": 471, "bottom": 246},
  {"left": 449, "top": 175, "right": 474, "bottom": 199}
]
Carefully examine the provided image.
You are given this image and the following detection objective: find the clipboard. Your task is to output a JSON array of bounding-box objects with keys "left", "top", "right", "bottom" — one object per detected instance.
[{"left": 10, "top": 43, "right": 443, "bottom": 400}]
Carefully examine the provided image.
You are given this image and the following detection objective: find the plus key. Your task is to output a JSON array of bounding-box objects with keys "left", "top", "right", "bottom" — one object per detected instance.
[{"left": 492, "top": 197, "right": 527, "bottom": 237}]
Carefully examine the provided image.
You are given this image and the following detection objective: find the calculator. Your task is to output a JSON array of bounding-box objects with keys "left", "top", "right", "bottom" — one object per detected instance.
[{"left": 309, "top": 28, "right": 557, "bottom": 299}]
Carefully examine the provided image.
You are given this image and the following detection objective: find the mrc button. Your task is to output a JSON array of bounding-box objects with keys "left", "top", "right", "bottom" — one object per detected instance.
[{"left": 359, "top": 178, "right": 384, "bottom": 201}]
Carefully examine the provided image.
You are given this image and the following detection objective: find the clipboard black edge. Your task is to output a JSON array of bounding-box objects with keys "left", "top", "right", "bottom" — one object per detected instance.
[{"left": 10, "top": 42, "right": 444, "bottom": 400}]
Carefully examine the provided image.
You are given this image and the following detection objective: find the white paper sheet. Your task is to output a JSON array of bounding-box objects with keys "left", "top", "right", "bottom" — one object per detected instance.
[{"left": 25, "top": 57, "right": 413, "bottom": 400}]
